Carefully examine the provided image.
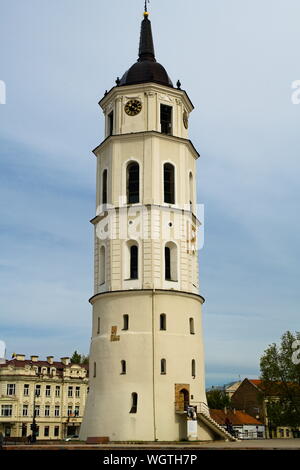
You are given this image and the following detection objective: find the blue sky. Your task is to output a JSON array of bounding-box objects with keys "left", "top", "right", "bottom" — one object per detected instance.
[{"left": 0, "top": 0, "right": 299, "bottom": 387}]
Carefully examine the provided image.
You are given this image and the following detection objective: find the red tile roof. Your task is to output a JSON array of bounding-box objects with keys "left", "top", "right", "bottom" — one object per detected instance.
[
  {"left": 210, "top": 409, "right": 263, "bottom": 426},
  {"left": 0, "top": 359, "right": 89, "bottom": 375},
  {"left": 248, "top": 379, "right": 300, "bottom": 395},
  {"left": 249, "top": 379, "right": 262, "bottom": 387}
]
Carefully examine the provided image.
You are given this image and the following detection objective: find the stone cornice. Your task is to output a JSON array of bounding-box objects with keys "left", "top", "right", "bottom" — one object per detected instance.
[
  {"left": 89, "top": 289, "right": 205, "bottom": 305},
  {"left": 92, "top": 131, "right": 200, "bottom": 160},
  {"left": 99, "top": 82, "right": 194, "bottom": 113}
]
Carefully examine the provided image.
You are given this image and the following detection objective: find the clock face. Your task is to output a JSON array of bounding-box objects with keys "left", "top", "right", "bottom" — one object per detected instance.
[
  {"left": 183, "top": 111, "right": 189, "bottom": 129},
  {"left": 125, "top": 99, "right": 142, "bottom": 116}
]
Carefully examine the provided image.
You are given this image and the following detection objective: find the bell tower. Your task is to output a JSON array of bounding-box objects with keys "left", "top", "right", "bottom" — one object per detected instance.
[{"left": 80, "top": 8, "right": 214, "bottom": 442}]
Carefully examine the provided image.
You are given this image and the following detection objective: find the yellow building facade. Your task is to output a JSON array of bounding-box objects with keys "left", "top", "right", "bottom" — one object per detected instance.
[{"left": 0, "top": 354, "right": 88, "bottom": 440}]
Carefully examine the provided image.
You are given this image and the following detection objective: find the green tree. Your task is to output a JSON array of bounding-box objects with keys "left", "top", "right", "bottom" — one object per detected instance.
[
  {"left": 71, "top": 351, "right": 82, "bottom": 364},
  {"left": 80, "top": 354, "right": 89, "bottom": 365},
  {"left": 70, "top": 351, "right": 89, "bottom": 365},
  {"left": 206, "top": 389, "right": 231, "bottom": 410},
  {"left": 260, "top": 331, "right": 300, "bottom": 429}
]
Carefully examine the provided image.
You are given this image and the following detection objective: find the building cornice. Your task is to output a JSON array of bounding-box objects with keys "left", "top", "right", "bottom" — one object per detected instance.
[
  {"left": 89, "top": 288, "right": 205, "bottom": 305},
  {"left": 90, "top": 203, "right": 201, "bottom": 227},
  {"left": 92, "top": 131, "right": 200, "bottom": 160},
  {"left": 99, "top": 82, "right": 194, "bottom": 112}
]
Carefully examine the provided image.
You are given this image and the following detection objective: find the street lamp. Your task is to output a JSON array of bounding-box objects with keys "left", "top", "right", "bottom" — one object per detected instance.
[{"left": 30, "top": 383, "right": 39, "bottom": 443}]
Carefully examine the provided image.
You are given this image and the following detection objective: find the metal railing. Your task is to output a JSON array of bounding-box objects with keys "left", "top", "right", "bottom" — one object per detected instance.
[{"left": 174, "top": 401, "right": 210, "bottom": 417}]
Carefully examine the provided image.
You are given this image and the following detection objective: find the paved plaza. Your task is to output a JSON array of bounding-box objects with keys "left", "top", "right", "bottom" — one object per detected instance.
[{"left": 2, "top": 439, "right": 300, "bottom": 451}]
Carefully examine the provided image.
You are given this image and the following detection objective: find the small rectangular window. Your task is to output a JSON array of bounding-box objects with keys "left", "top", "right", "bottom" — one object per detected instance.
[
  {"left": 130, "top": 393, "right": 138, "bottom": 413},
  {"left": 108, "top": 111, "right": 114, "bottom": 136},
  {"left": 54, "top": 426, "right": 60, "bottom": 437},
  {"left": 189, "top": 318, "right": 195, "bottom": 335},
  {"left": 160, "top": 314, "right": 166, "bottom": 331},
  {"left": 165, "top": 247, "right": 171, "bottom": 280},
  {"left": 123, "top": 314, "right": 129, "bottom": 331},
  {"left": 130, "top": 245, "right": 138, "bottom": 279},
  {"left": 102, "top": 170, "right": 108, "bottom": 204},
  {"left": 1, "top": 405, "right": 12, "bottom": 417},
  {"left": 160, "top": 104, "right": 172, "bottom": 135},
  {"left": 7, "top": 384, "right": 16, "bottom": 396},
  {"left": 44, "top": 426, "right": 49, "bottom": 437}
]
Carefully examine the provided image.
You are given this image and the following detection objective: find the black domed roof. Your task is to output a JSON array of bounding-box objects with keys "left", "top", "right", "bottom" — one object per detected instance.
[
  {"left": 120, "top": 60, "right": 173, "bottom": 87},
  {"left": 119, "top": 13, "right": 173, "bottom": 88}
]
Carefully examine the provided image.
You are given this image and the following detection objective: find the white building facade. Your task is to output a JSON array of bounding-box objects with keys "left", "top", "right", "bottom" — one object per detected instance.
[{"left": 80, "top": 9, "right": 217, "bottom": 442}]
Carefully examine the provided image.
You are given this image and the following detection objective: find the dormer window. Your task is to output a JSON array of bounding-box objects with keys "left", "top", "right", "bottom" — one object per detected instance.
[{"left": 161, "top": 104, "right": 172, "bottom": 135}]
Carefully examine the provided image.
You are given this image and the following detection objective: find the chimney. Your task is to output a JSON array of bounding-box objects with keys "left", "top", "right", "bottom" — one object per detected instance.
[
  {"left": 224, "top": 406, "right": 227, "bottom": 415},
  {"left": 15, "top": 354, "right": 25, "bottom": 361},
  {"left": 47, "top": 356, "right": 54, "bottom": 364},
  {"left": 61, "top": 357, "right": 70, "bottom": 366},
  {"left": 31, "top": 355, "right": 39, "bottom": 362},
  {"left": 233, "top": 408, "right": 236, "bottom": 414}
]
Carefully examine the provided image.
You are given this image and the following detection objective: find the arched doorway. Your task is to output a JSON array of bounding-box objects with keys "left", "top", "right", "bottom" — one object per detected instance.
[{"left": 179, "top": 388, "right": 189, "bottom": 412}]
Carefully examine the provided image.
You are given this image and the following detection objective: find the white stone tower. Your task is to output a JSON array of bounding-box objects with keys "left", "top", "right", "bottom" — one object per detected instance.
[{"left": 80, "top": 8, "right": 216, "bottom": 443}]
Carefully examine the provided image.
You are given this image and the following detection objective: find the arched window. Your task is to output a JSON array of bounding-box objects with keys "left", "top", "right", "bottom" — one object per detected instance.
[
  {"left": 161, "top": 359, "right": 166, "bottom": 375},
  {"left": 93, "top": 362, "right": 97, "bottom": 378},
  {"left": 108, "top": 111, "right": 114, "bottom": 136},
  {"left": 99, "top": 246, "right": 106, "bottom": 285},
  {"left": 189, "top": 172, "right": 193, "bottom": 209},
  {"left": 123, "top": 314, "right": 129, "bottom": 331},
  {"left": 102, "top": 169, "right": 107, "bottom": 204},
  {"left": 127, "top": 162, "right": 140, "bottom": 204},
  {"left": 165, "top": 246, "right": 171, "bottom": 280},
  {"left": 160, "top": 104, "right": 172, "bottom": 135},
  {"left": 130, "top": 393, "right": 138, "bottom": 413},
  {"left": 160, "top": 314, "right": 166, "bottom": 331},
  {"left": 189, "top": 318, "right": 195, "bottom": 335},
  {"left": 130, "top": 245, "right": 138, "bottom": 279},
  {"left": 121, "top": 360, "right": 126, "bottom": 375},
  {"left": 191, "top": 359, "right": 196, "bottom": 378},
  {"left": 165, "top": 242, "right": 178, "bottom": 281},
  {"left": 164, "top": 163, "right": 175, "bottom": 204}
]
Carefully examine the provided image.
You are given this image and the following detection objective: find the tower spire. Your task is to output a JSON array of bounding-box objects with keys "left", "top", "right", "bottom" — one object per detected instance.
[{"left": 139, "top": 2, "right": 155, "bottom": 62}]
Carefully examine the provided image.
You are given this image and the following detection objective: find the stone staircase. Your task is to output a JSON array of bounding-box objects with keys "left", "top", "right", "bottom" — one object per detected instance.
[{"left": 194, "top": 402, "right": 239, "bottom": 442}]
